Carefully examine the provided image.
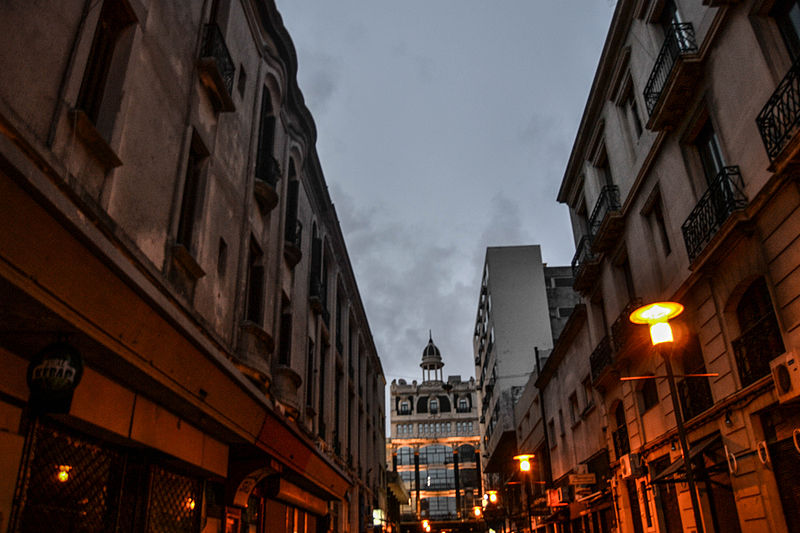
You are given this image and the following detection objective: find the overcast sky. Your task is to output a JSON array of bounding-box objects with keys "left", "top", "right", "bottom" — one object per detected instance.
[{"left": 273, "top": 2, "right": 616, "bottom": 395}]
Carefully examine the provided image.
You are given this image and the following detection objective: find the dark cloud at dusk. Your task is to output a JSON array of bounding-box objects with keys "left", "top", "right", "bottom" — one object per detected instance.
[{"left": 275, "top": 1, "right": 615, "bottom": 398}]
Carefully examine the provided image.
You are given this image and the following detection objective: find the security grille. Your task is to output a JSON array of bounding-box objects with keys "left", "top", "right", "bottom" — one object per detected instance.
[
  {"left": 146, "top": 465, "right": 201, "bottom": 533},
  {"left": 14, "top": 420, "right": 125, "bottom": 532},
  {"left": 12, "top": 419, "right": 203, "bottom": 533}
]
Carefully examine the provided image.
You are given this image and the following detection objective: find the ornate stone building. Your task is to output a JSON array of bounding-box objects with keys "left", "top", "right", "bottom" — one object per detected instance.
[
  {"left": 0, "top": 1, "right": 385, "bottom": 532},
  {"left": 388, "top": 336, "right": 482, "bottom": 532}
]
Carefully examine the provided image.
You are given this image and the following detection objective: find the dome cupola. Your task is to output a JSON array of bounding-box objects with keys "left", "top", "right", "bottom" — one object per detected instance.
[{"left": 421, "top": 331, "right": 444, "bottom": 382}]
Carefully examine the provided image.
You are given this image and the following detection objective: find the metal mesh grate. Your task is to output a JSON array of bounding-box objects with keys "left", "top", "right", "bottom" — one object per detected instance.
[
  {"left": 146, "top": 465, "right": 201, "bottom": 533},
  {"left": 15, "top": 421, "right": 125, "bottom": 533}
]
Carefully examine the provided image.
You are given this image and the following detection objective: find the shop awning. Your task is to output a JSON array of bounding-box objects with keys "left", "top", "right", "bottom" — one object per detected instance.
[
  {"left": 387, "top": 471, "right": 410, "bottom": 503},
  {"left": 651, "top": 432, "right": 721, "bottom": 484}
]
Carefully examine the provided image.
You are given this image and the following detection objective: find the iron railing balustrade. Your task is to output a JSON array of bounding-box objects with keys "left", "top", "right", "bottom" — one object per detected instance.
[
  {"left": 644, "top": 23, "right": 698, "bottom": 116},
  {"left": 201, "top": 23, "right": 235, "bottom": 96},
  {"left": 681, "top": 166, "right": 747, "bottom": 263},
  {"left": 588, "top": 185, "right": 621, "bottom": 235},
  {"left": 590, "top": 335, "right": 614, "bottom": 383},
  {"left": 757, "top": 55, "right": 800, "bottom": 162}
]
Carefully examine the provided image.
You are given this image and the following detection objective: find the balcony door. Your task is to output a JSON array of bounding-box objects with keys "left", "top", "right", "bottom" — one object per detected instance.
[
  {"left": 775, "top": 0, "right": 800, "bottom": 60},
  {"left": 695, "top": 121, "right": 725, "bottom": 185}
]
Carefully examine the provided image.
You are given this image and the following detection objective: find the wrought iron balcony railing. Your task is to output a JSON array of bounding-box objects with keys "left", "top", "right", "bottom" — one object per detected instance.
[
  {"left": 644, "top": 23, "right": 698, "bottom": 116},
  {"left": 590, "top": 335, "right": 613, "bottom": 383},
  {"left": 681, "top": 166, "right": 747, "bottom": 263},
  {"left": 732, "top": 312, "right": 785, "bottom": 387},
  {"left": 201, "top": 24, "right": 235, "bottom": 94},
  {"left": 588, "top": 185, "right": 621, "bottom": 235},
  {"left": 571, "top": 235, "right": 597, "bottom": 277},
  {"left": 757, "top": 55, "right": 800, "bottom": 163},
  {"left": 610, "top": 298, "right": 642, "bottom": 352},
  {"left": 677, "top": 377, "right": 713, "bottom": 421},
  {"left": 197, "top": 23, "right": 236, "bottom": 112}
]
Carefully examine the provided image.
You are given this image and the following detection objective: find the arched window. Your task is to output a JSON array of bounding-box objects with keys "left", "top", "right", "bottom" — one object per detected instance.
[
  {"left": 420, "top": 444, "right": 452, "bottom": 465},
  {"left": 429, "top": 398, "right": 439, "bottom": 414},
  {"left": 458, "top": 444, "right": 475, "bottom": 463},
  {"left": 437, "top": 395, "right": 451, "bottom": 412},
  {"left": 612, "top": 402, "right": 630, "bottom": 458},
  {"left": 732, "top": 277, "right": 784, "bottom": 387},
  {"left": 417, "top": 396, "right": 428, "bottom": 414},
  {"left": 457, "top": 397, "right": 469, "bottom": 412}
]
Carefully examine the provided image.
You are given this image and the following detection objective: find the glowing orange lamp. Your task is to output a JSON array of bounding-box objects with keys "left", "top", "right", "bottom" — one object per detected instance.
[
  {"left": 513, "top": 454, "right": 534, "bottom": 472},
  {"left": 629, "top": 301, "right": 684, "bottom": 345}
]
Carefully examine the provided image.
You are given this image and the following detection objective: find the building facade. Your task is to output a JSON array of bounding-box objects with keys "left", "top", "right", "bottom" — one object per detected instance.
[
  {"left": 473, "top": 247, "right": 579, "bottom": 532},
  {"left": 550, "top": 0, "right": 800, "bottom": 531},
  {"left": 388, "top": 336, "right": 482, "bottom": 532},
  {"left": 0, "top": 1, "right": 385, "bottom": 533}
]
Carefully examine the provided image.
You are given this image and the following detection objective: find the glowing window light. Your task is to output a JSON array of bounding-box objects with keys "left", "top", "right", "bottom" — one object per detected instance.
[{"left": 57, "top": 465, "right": 72, "bottom": 483}]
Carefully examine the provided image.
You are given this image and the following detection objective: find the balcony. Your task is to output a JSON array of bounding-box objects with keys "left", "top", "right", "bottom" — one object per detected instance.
[
  {"left": 732, "top": 312, "right": 785, "bottom": 388},
  {"left": 610, "top": 298, "right": 643, "bottom": 354},
  {"left": 589, "top": 336, "right": 614, "bottom": 385},
  {"left": 681, "top": 167, "right": 747, "bottom": 264},
  {"left": 571, "top": 235, "right": 601, "bottom": 293},
  {"left": 588, "top": 185, "right": 624, "bottom": 253},
  {"left": 197, "top": 23, "right": 235, "bottom": 112},
  {"left": 283, "top": 220, "right": 302, "bottom": 267},
  {"left": 643, "top": 22, "right": 701, "bottom": 130},
  {"left": 254, "top": 155, "right": 280, "bottom": 213},
  {"left": 757, "top": 55, "right": 800, "bottom": 171}
]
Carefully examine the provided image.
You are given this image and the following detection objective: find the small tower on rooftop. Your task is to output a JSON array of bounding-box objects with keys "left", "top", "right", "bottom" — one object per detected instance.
[{"left": 421, "top": 331, "right": 444, "bottom": 383}]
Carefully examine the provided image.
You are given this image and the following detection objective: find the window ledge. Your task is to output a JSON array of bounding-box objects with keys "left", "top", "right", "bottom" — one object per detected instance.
[
  {"left": 580, "top": 403, "right": 596, "bottom": 419},
  {"left": 171, "top": 243, "right": 206, "bottom": 280},
  {"left": 69, "top": 109, "right": 122, "bottom": 169}
]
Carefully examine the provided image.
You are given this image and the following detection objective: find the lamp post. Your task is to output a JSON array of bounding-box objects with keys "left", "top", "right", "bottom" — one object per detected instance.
[
  {"left": 513, "top": 455, "right": 535, "bottom": 533},
  {"left": 630, "top": 302, "right": 705, "bottom": 533}
]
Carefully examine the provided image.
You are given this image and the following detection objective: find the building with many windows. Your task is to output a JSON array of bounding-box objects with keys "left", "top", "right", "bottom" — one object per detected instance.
[
  {"left": 473, "top": 247, "right": 578, "bottom": 480},
  {"left": 0, "top": 1, "right": 385, "bottom": 532},
  {"left": 540, "top": 0, "right": 800, "bottom": 531},
  {"left": 388, "top": 336, "right": 482, "bottom": 532}
]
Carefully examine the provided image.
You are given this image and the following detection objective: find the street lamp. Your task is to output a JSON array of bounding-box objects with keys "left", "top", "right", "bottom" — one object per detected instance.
[
  {"left": 630, "top": 301, "right": 705, "bottom": 533},
  {"left": 513, "top": 455, "right": 535, "bottom": 533}
]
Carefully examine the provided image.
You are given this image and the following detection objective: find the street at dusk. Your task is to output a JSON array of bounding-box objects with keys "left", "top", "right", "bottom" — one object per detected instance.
[{"left": 0, "top": 1, "right": 798, "bottom": 533}]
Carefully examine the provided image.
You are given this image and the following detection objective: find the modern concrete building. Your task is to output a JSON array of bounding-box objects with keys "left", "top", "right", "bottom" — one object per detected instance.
[
  {"left": 0, "top": 1, "right": 385, "bottom": 533},
  {"left": 388, "top": 336, "right": 482, "bottom": 533},
  {"left": 472, "top": 247, "right": 579, "bottom": 532},
  {"left": 552, "top": 0, "right": 800, "bottom": 531},
  {"left": 473, "top": 247, "right": 577, "bottom": 477}
]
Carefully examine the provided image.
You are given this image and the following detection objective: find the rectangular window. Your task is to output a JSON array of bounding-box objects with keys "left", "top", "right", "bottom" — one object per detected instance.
[
  {"left": 582, "top": 376, "right": 594, "bottom": 410},
  {"left": 626, "top": 90, "right": 643, "bottom": 139},
  {"left": 305, "top": 339, "right": 315, "bottom": 408},
  {"left": 77, "top": 0, "right": 136, "bottom": 126},
  {"left": 569, "top": 393, "right": 580, "bottom": 424},
  {"left": 245, "top": 238, "right": 264, "bottom": 324},
  {"left": 548, "top": 419, "right": 556, "bottom": 448},
  {"left": 694, "top": 119, "right": 725, "bottom": 183},
  {"left": 176, "top": 133, "right": 208, "bottom": 250},
  {"left": 278, "top": 312, "right": 292, "bottom": 366},
  {"left": 774, "top": 0, "right": 800, "bottom": 59},
  {"left": 643, "top": 188, "right": 672, "bottom": 257}
]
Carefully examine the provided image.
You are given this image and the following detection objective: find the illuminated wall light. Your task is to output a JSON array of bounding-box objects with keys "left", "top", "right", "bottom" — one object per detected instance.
[
  {"left": 57, "top": 465, "right": 72, "bottom": 483},
  {"left": 185, "top": 497, "right": 196, "bottom": 511}
]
